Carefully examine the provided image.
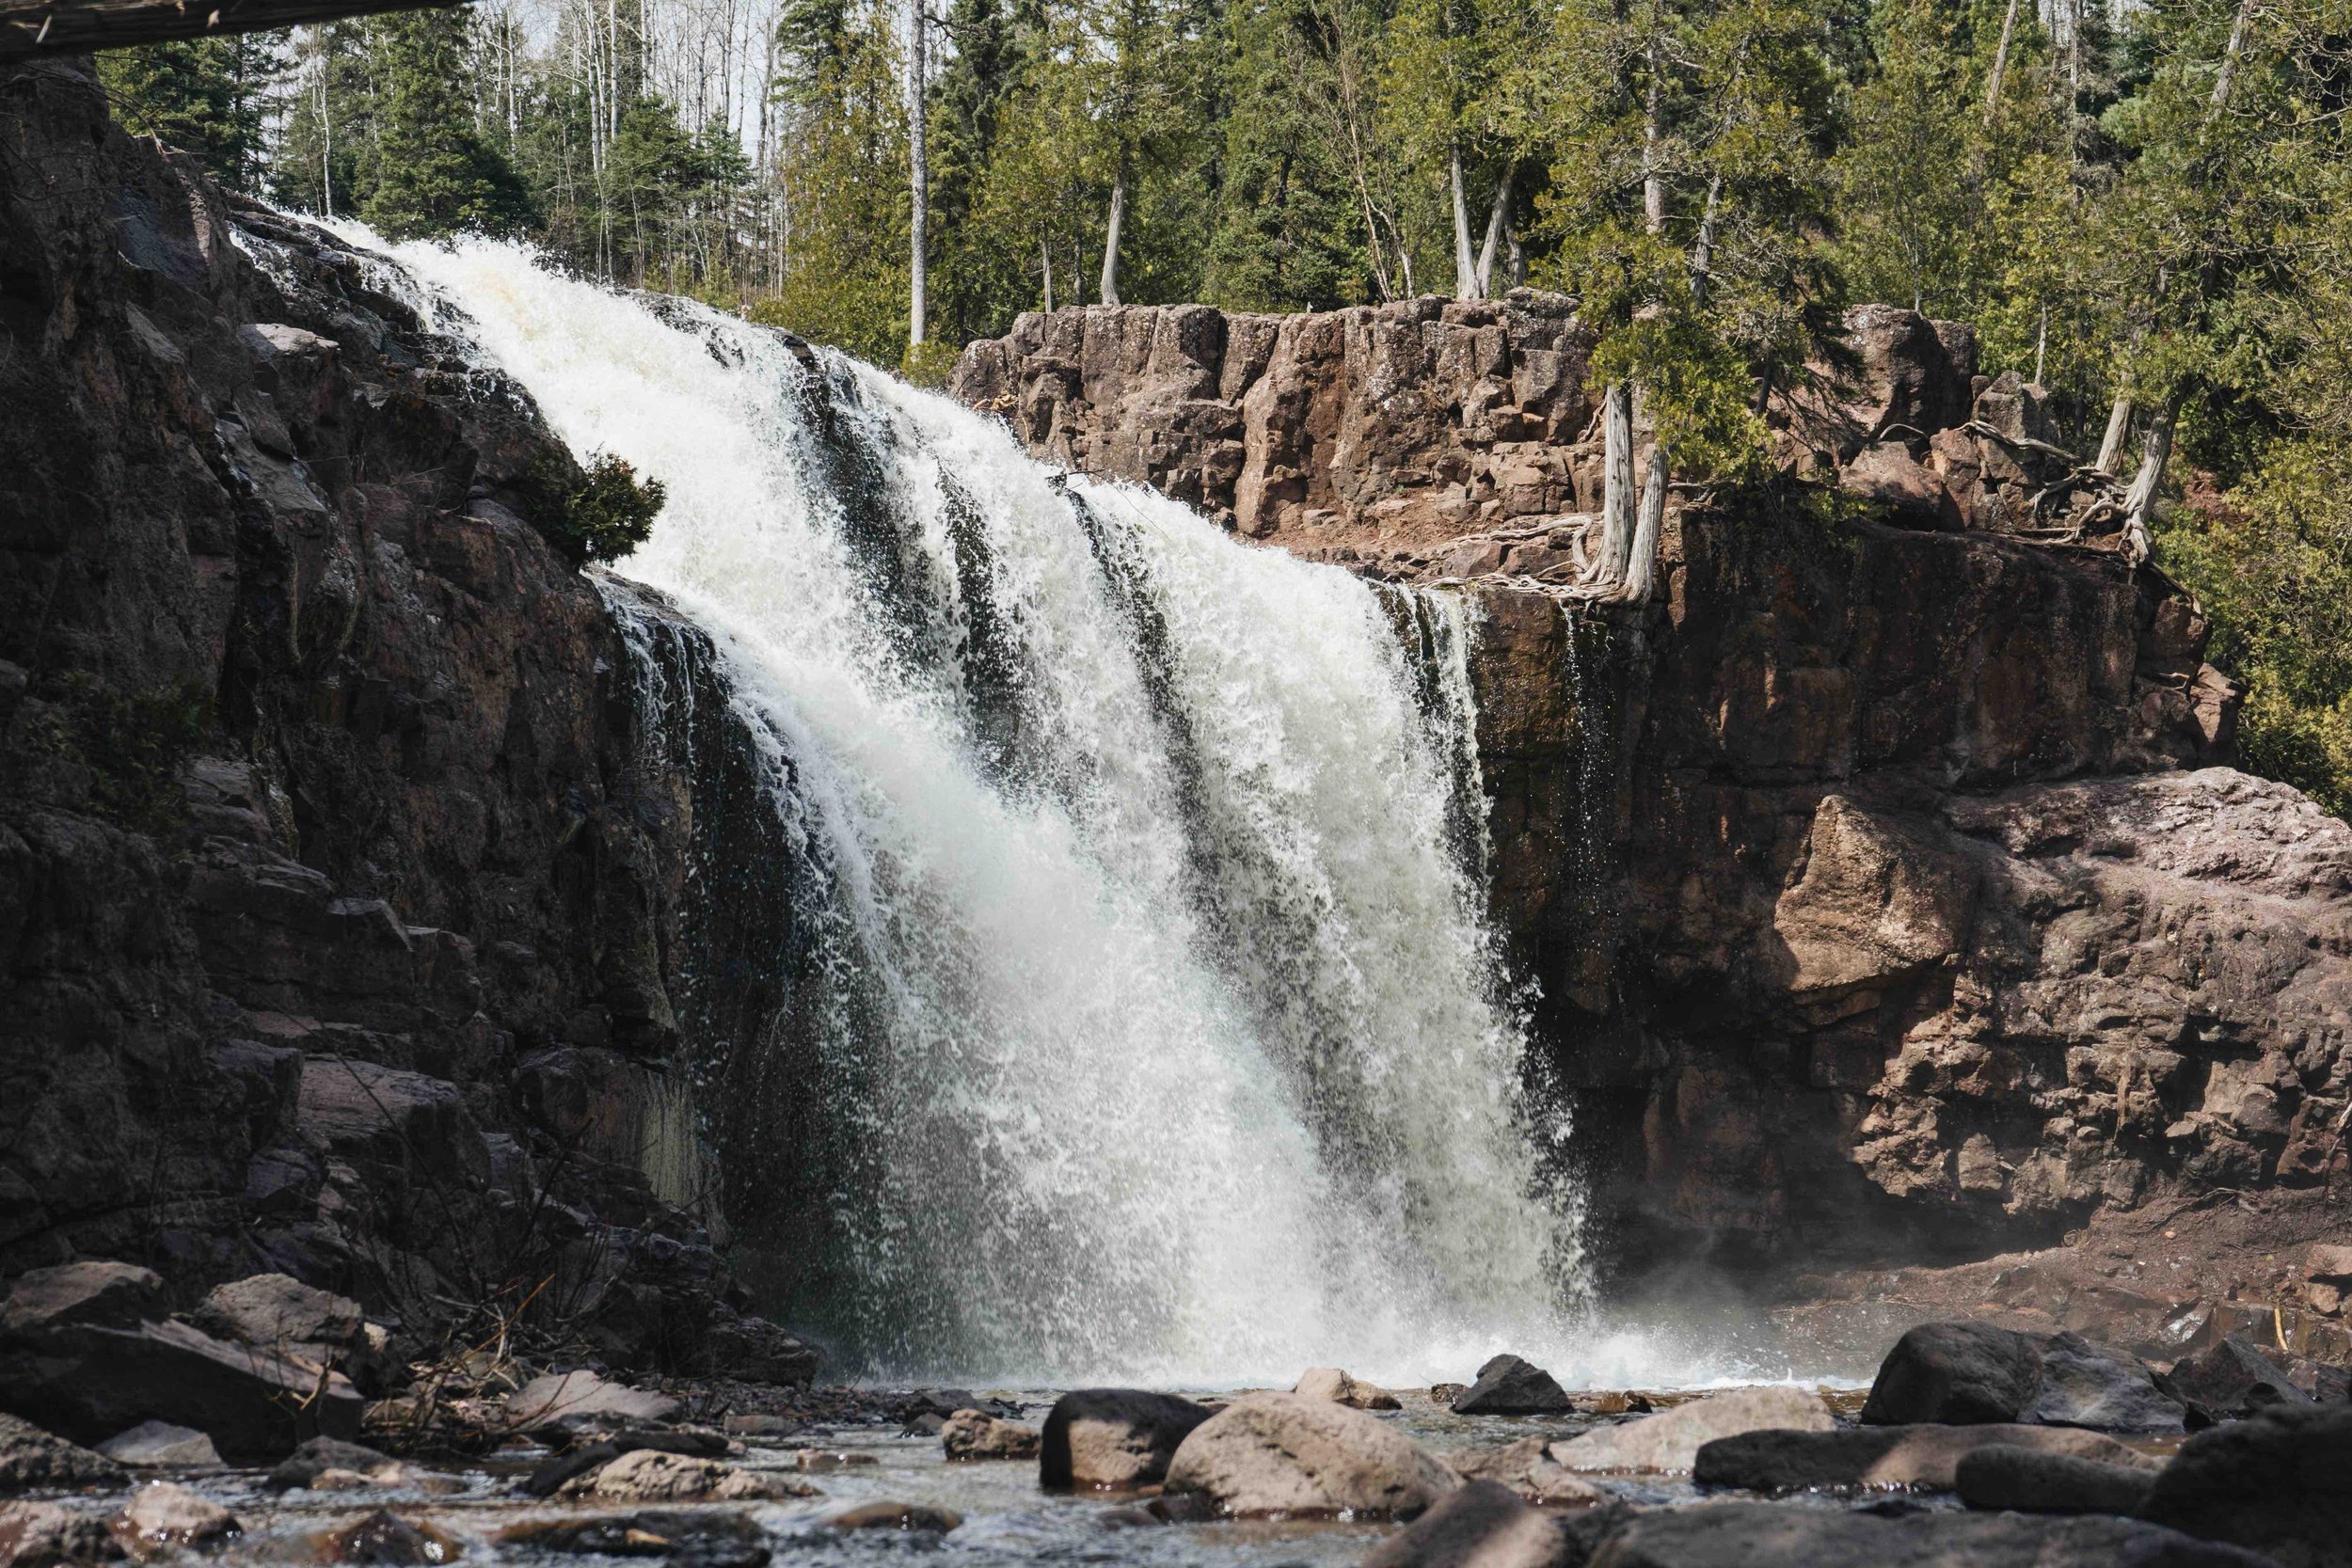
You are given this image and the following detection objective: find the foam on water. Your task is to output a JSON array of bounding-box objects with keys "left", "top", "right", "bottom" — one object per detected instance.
[{"left": 349, "top": 233, "right": 1632, "bottom": 1388}]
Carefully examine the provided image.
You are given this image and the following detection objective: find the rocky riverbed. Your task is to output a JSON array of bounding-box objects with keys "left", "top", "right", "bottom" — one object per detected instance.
[{"left": 3, "top": 1253, "right": 2344, "bottom": 1568}]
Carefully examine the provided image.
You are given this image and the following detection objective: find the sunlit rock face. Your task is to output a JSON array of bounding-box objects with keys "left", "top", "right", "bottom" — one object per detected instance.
[{"left": 955, "top": 301, "right": 2348, "bottom": 1305}]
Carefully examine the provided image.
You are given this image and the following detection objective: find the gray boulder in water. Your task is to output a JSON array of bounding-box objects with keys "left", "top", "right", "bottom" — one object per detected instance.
[
  {"left": 2165, "top": 1337, "right": 2312, "bottom": 1423},
  {"left": 1162, "top": 1392, "right": 1458, "bottom": 1517},
  {"left": 1040, "top": 1389, "right": 1214, "bottom": 1489},
  {"left": 2137, "top": 1402, "right": 2352, "bottom": 1568},
  {"left": 1955, "top": 1445, "right": 2158, "bottom": 1513},
  {"left": 1362, "top": 1480, "right": 1577, "bottom": 1568},
  {"left": 1577, "top": 1500, "right": 2274, "bottom": 1567},
  {"left": 1451, "top": 1356, "right": 1573, "bottom": 1417},
  {"left": 1860, "top": 1322, "right": 2047, "bottom": 1425}
]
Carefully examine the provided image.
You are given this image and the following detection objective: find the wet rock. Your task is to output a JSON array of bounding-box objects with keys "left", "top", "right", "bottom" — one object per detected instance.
[
  {"left": 1430, "top": 1385, "right": 1470, "bottom": 1406},
  {"left": 1448, "top": 1436, "right": 1603, "bottom": 1504},
  {"left": 519, "top": 1433, "right": 734, "bottom": 1499},
  {"left": 498, "top": 1512, "right": 768, "bottom": 1565},
  {"left": 0, "top": 1416, "right": 122, "bottom": 1492},
  {"left": 790, "top": 1450, "right": 876, "bottom": 1473},
  {"left": 1549, "top": 1387, "right": 1835, "bottom": 1474},
  {"left": 0, "top": 1501, "right": 124, "bottom": 1566},
  {"left": 1362, "top": 1479, "right": 1577, "bottom": 1568},
  {"left": 1041, "top": 1389, "right": 1216, "bottom": 1489},
  {"left": 2166, "top": 1337, "right": 2312, "bottom": 1423},
  {"left": 1861, "top": 1322, "right": 2045, "bottom": 1425},
  {"left": 1163, "top": 1392, "right": 1460, "bottom": 1517},
  {"left": 1294, "top": 1369, "right": 1401, "bottom": 1410},
  {"left": 719, "top": 1416, "right": 802, "bottom": 1439},
  {"left": 561, "top": 1449, "right": 807, "bottom": 1503},
  {"left": 316, "top": 1510, "right": 463, "bottom": 1565},
  {"left": 2137, "top": 1402, "right": 2352, "bottom": 1568},
  {"left": 818, "top": 1502, "right": 961, "bottom": 1532},
  {"left": 94, "top": 1424, "right": 216, "bottom": 1469},
  {"left": 1692, "top": 1423, "right": 2157, "bottom": 1492},
  {"left": 1451, "top": 1356, "right": 1572, "bottom": 1417},
  {"left": 1577, "top": 1499, "right": 2274, "bottom": 1567},
  {"left": 108, "top": 1483, "right": 235, "bottom": 1555},
  {"left": 266, "top": 1437, "right": 451, "bottom": 1493},
  {"left": 1954, "top": 1445, "right": 2157, "bottom": 1513},
  {"left": 2025, "top": 1334, "right": 2185, "bottom": 1433},
  {"left": 941, "top": 1410, "right": 1041, "bottom": 1461},
  {"left": 506, "top": 1371, "right": 681, "bottom": 1429},
  {"left": 699, "top": 1313, "right": 818, "bottom": 1387}
]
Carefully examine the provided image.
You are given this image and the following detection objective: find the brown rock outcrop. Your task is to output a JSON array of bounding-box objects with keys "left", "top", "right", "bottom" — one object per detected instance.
[{"left": 954, "top": 299, "right": 2348, "bottom": 1319}]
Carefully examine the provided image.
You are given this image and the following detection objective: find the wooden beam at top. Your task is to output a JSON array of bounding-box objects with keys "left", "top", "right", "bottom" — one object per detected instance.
[{"left": 0, "top": 0, "right": 467, "bottom": 58}]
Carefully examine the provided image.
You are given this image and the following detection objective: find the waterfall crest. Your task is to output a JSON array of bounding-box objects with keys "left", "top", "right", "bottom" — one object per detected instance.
[{"left": 365, "top": 237, "right": 1585, "bottom": 1386}]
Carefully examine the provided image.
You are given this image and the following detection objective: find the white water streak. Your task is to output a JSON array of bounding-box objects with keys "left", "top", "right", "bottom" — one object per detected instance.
[{"left": 358, "top": 234, "right": 1596, "bottom": 1386}]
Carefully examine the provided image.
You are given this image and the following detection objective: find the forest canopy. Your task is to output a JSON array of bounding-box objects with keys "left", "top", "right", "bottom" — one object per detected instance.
[{"left": 93, "top": 0, "right": 2352, "bottom": 816}]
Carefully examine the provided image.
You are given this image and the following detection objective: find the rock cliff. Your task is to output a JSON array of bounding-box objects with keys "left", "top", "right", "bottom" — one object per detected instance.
[
  {"left": 954, "top": 300, "right": 2352, "bottom": 1345},
  {"left": 0, "top": 57, "right": 804, "bottom": 1377}
]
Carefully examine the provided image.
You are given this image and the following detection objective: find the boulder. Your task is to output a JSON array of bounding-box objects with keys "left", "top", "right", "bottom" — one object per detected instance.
[
  {"left": 519, "top": 1433, "right": 735, "bottom": 1499},
  {"left": 1578, "top": 1500, "right": 2276, "bottom": 1568},
  {"left": 1361, "top": 1480, "right": 1577, "bottom": 1568},
  {"left": 2137, "top": 1402, "right": 2352, "bottom": 1568},
  {"left": 108, "top": 1483, "right": 236, "bottom": 1554},
  {"left": 0, "top": 1501, "right": 124, "bottom": 1566},
  {"left": 1448, "top": 1437, "right": 1603, "bottom": 1504},
  {"left": 496, "top": 1510, "right": 766, "bottom": 1560},
  {"left": 314, "top": 1510, "right": 464, "bottom": 1566},
  {"left": 94, "top": 1425, "right": 217, "bottom": 1469},
  {"left": 0, "top": 1267, "right": 164, "bottom": 1338},
  {"left": 0, "top": 1416, "right": 122, "bottom": 1492},
  {"left": 1955, "top": 1445, "right": 2158, "bottom": 1513},
  {"left": 818, "top": 1501, "right": 961, "bottom": 1532},
  {"left": 1040, "top": 1389, "right": 1216, "bottom": 1489},
  {"left": 1295, "top": 1369, "right": 1401, "bottom": 1410},
  {"left": 561, "top": 1449, "right": 803, "bottom": 1503},
  {"left": 267, "top": 1438, "right": 405, "bottom": 1491},
  {"left": 190, "top": 1275, "right": 361, "bottom": 1352},
  {"left": 1451, "top": 1357, "right": 1573, "bottom": 1417},
  {"left": 792, "top": 1449, "right": 878, "bottom": 1472},
  {"left": 721, "top": 1415, "right": 802, "bottom": 1438},
  {"left": 699, "top": 1315, "right": 818, "bottom": 1386},
  {"left": 2166, "top": 1337, "right": 2312, "bottom": 1423},
  {"left": 1549, "top": 1387, "right": 1834, "bottom": 1474},
  {"left": 1860, "top": 1322, "right": 2044, "bottom": 1425},
  {"left": 0, "top": 1315, "right": 363, "bottom": 1460},
  {"left": 941, "top": 1410, "right": 1041, "bottom": 1461},
  {"left": 1692, "top": 1423, "right": 2157, "bottom": 1492},
  {"left": 1162, "top": 1392, "right": 1458, "bottom": 1517},
  {"left": 2025, "top": 1334, "right": 2185, "bottom": 1433},
  {"left": 506, "top": 1370, "right": 681, "bottom": 1428}
]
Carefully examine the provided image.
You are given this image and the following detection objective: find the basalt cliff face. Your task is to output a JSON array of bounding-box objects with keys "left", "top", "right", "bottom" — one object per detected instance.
[
  {"left": 954, "top": 302, "right": 2352, "bottom": 1354},
  {"left": 0, "top": 58, "right": 808, "bottom": 1382}
]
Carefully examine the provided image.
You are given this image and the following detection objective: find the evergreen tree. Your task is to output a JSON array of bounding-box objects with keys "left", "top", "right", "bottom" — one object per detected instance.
[
  {"left": 100, "top": 31, "right": 278, "bottom": 190},
  {"left": 361, "top": 8, "right": 536, "bottom": 240}
]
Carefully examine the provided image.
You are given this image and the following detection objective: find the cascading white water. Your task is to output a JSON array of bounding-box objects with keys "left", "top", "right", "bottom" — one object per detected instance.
[{"left": 353, "top": 234, "right": 1592, "bottom": 1386}]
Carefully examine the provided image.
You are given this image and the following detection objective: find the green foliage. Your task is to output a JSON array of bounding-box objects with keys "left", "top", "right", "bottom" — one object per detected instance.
[
  {"left": 534, "top": 451, "right": 670, "bottom": 564},
  {"left": 100, "top": 32, "right": 278, "bottom": 189},
  {"left": 360, "top": 9, "right": 536, "bottom": 240}
]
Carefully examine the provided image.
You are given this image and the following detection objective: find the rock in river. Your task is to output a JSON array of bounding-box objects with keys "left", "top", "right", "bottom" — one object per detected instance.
[
  {"left": 1577, "top": 1499, "right": 2275, "bottom": 1567},
  {"left": 1040, "top": 1389, "right": 1215, "bottom": 1489},
  {"left": 1295, "top": 1369, "right": 1402, "bottom": 1410},
  {"left": 1549, "top": 1387, "right": 1834, "bottom": 1474},
  {"left": 1451, "top": 1356, "right": 1573, "bottom": 1417},
  {"left": 1692, "top": 1422, "right": 2156, "bottom": 1492},
  {"left": 1954, "top": 1445, "right": 2157, "bottom": 1514},
  {"left": 0, "top": 1416, "right": 122, "bottom": 1493},
  {"left": 1362, "top": 1480, "right": 1577, "bottom": 1568},
  {"left": 1163, "top": 1392, "right": 1458, "bottom": 1517},
  {"left": 2137, "top": 1402, "right": 2352, "bottom": 1568},
  {"left": 941, "top": 1410, "right": 1041, "bottom": 1461}
]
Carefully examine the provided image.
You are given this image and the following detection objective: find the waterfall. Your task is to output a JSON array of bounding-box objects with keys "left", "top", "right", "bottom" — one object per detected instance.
[{"left": 359, "top": 237, "right": 1586, "bottom": 1386}]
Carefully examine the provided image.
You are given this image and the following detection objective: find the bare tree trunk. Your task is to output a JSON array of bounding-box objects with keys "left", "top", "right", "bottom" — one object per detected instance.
[
  {"left": 1642, "top": 45, "right": 1665, "bottom": 236},
  {"left": 1597, "top": 382, "right": 1635, "bottom": 586},
  {"left": 2210, "top": 0, "right": 2255, "bottom": 116},
  {"left": 1450, "top": 145, "right": 1477, "bottom": 298},
  {"left": 1625, "top": 442, "right": 1668, "bottom": 603},
  {"left": 1041, "top": 235, "right": 1054, "bottom": 313},
  {"left": 1983, "top": 0, "right": 2022, "bottom": 125},
  {"left": 2122, "top": 399, "right": 2177, "bottom": 563},
  {"left": 1474, "top": 166, "right": 1512, "bottom": 297},
  {"left": 1689, "top": 171, "right": 1723, "bottom": 307},
  {"left": 1099, "top": 166, "right": 1126, "bottom": 306},
  {"left": 909, "top": 0, "right": 928, "bottom": 346}
]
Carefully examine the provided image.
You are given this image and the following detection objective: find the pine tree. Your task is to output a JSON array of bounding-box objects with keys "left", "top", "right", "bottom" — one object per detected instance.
[
  {"left": 361, "top": 8, "right": 536, "bottom": 241},
  {"left": 100, "top": 31, "right": 279, "bottom": 190}
]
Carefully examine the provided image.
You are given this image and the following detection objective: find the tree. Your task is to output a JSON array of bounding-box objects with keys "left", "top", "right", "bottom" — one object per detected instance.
[
  {"left": 362, "top": 8, "right": 536, "bottom": 240},
  {"left": 100, "top": 32, "right": 278, "bottom": 191}
]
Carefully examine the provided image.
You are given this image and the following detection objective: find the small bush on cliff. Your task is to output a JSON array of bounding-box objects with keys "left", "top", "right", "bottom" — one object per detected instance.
[{"left": 532, "top": 451, "right": 668, "bottom": 566}]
